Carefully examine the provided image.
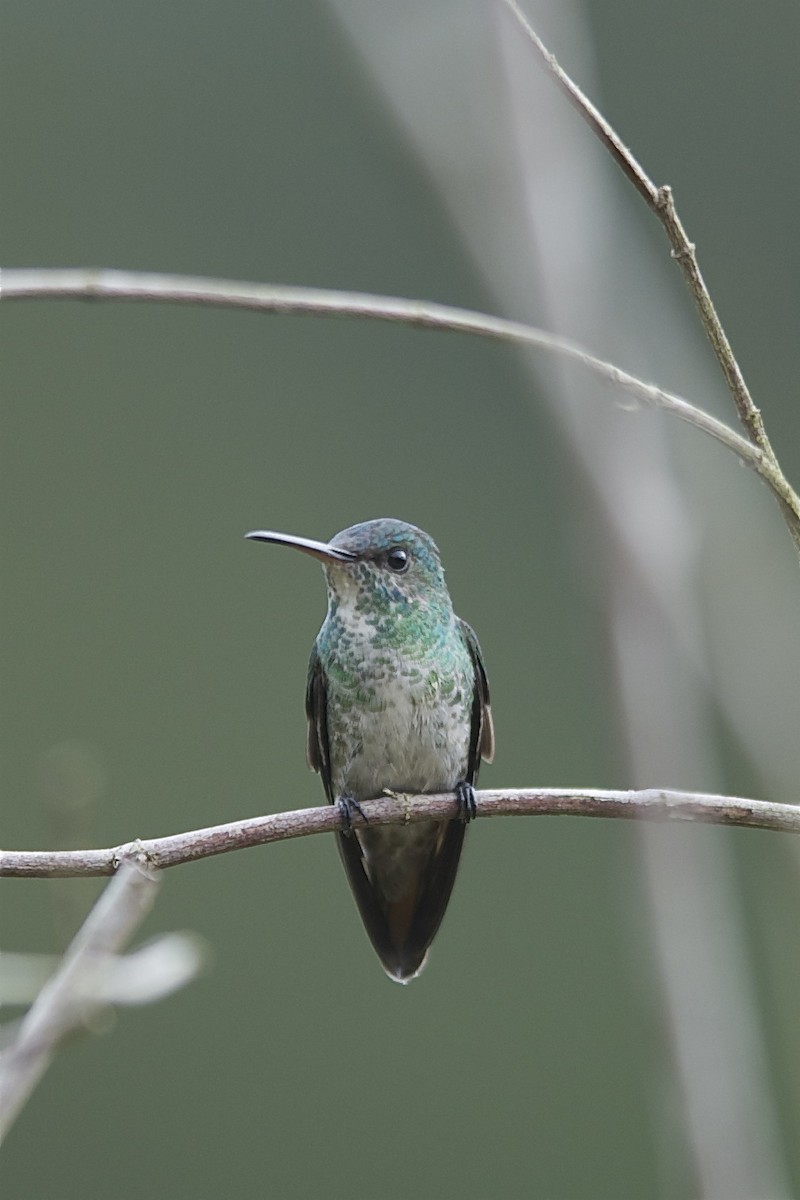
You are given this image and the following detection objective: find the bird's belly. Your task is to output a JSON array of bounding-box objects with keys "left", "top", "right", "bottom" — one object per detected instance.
[
  {"left": 330, "top": 689, "right": 471, "bottom": 802},
  {"left": 327, "top": 672, "right": 473, "bottom": 903}
]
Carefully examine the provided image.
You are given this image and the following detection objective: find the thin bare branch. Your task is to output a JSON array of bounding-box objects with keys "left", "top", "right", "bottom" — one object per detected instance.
[
  {"left": 500, "top": 0, "right": 800, "bottom": 551},
  {"left": 500, "top": 0, "right": 658, "bottom": 207},
  {"left": 2, "top": 787, "right": 798, "bottom": 879}
]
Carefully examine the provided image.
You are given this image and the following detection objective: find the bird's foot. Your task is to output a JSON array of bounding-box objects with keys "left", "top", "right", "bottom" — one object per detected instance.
[
  {"left": 337, "top": 793, "right": 368, "bottom": 836},
  {"left": 455, "top": 781, "right": 478, "bottom": 823}
]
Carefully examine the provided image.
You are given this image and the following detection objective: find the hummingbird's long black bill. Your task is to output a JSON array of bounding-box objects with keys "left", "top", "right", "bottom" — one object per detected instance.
[{"left": 244, "top": 529, "right": 356, "bottom": 564}]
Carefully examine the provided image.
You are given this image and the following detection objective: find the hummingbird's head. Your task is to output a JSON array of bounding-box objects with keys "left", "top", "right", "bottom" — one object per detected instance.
[
  {"left": 245, "top": 518, "right": 451, "bottom": 620},
  {"left": 327, "top": 518, "right": 446, "bottom": 601}
]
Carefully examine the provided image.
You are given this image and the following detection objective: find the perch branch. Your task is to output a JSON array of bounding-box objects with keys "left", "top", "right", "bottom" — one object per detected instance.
[{"left": 2, "top": 787, "right": 798, "bottom": 879}]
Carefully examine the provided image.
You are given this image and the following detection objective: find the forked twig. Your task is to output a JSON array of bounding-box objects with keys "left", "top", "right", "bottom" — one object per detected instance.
[{"left": 0, "top": 858, "right": 160, "bottom": 1143}]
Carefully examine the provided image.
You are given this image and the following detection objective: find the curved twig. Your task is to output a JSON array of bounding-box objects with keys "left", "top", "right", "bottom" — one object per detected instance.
[{"left": 0, "top": 267, "right": 787, "bottom": 506}]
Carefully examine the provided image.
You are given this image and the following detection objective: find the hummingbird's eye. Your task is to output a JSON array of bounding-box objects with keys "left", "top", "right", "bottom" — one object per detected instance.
[{"left": 386, "top": 547, "right": 409, "bottom": 573}]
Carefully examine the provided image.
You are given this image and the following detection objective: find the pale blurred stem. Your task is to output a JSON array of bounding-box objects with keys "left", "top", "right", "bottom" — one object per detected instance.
[
  {"left": 0, "top": 858, "right": 159, "bottom": 1145},
  {"left": 501, "top": 0, "right": 800, "bottom": 553},
  {"left": 3, "top": 787, "right": 800, "bottom": 878},
  {"left": 0, "top": 267, "right": 794, "bottom": 537}
]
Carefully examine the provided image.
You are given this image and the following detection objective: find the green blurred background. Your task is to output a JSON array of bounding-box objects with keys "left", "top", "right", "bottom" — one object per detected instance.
[{"left": 4, "top": 1, "right": 800, "bottom": 1196}]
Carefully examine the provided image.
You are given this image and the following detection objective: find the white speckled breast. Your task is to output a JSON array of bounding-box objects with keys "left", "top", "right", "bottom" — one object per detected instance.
[{"left": 329, "top": 665, "right": 473, "bottom": 903}]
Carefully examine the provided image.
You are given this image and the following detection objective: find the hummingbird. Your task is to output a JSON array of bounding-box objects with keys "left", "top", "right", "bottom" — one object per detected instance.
[{"left": 245, "top": 518, "right": 494, "bottom": 983}]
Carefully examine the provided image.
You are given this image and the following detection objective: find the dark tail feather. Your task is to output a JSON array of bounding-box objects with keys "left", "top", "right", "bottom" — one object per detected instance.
[{"left": 336, "top": 820, "right": 466, "bottom": 983}]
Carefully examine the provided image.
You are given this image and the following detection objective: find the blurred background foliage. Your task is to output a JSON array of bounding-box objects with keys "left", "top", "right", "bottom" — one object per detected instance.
[{"left": 4, "top": 1, "right": 800, "bottom": 1196}]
